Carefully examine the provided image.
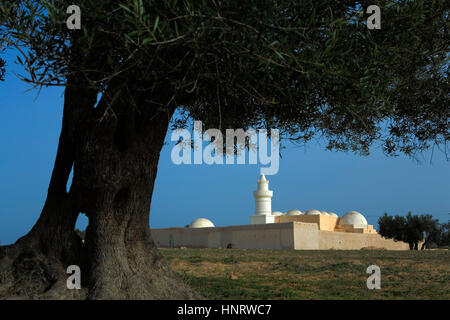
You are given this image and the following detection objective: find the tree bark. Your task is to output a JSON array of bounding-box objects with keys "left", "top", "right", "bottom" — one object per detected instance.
[
  {"left": 0, "top": 81, "right": 96, "bottom": 299},
  {"left": 0, "top": 80, "right": 200, "bottom": 299},
  {"left": 77, "top": 94, "right": 196, "bottom": 299}
]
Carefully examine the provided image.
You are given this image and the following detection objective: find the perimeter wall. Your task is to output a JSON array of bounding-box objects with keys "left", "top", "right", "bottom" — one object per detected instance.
[{"left": 151, "top": 222, "right": 410, "bottom": 250}]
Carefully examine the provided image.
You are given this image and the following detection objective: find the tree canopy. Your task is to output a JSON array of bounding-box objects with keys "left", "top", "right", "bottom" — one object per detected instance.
[
  {"left": 438, "top": 221, "right": 450, "bottom": 247},
  {"left": 378, "top": 212, "right": 442, "bottom": 250},
  {"left": 1, "top": 0, "right": 448, "bottom": 156}
]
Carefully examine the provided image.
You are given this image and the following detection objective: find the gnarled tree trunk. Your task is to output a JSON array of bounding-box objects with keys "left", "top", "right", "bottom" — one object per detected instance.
[{"left": 0, "top": 80, "right": 199, "bottom": 299}]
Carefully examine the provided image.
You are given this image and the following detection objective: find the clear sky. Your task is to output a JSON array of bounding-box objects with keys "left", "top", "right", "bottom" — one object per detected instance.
[{"left": 1, "top": 50, "right": 449, "bottom": 245}]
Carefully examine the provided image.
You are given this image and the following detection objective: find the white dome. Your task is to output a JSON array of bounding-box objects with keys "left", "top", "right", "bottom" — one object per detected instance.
[
  {"left": 304, "top": 209, "right": 321, "bottom": 215},
  {"left": 271, "top": 211, "right": 283, "bottom": 216},
  {"left": 189, "top": 218, "right": 215, "bottom": 228},
  {"left": 286, "top": 209, "right": 303, "bottom": 216},
  {"left": 338, "top": 211, "right": 368, "bottom": 228},
  {"left": 328, "top": 212, "right": 339, "bottom": 218},
  {"left": 320, "top": 211, "right": 330, "bottom": 216}
]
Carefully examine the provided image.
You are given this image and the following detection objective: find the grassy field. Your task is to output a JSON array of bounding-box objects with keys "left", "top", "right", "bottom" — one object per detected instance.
[{"left": 160, "top": 248, "right": 450, "bottom": 300}]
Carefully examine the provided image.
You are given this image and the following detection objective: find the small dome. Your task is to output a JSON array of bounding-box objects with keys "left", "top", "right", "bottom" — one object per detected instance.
[
  {"left": 328, "top": 212, "right": 339, "bottom": 218},
  {"left": 338, "top": 211, "right": 368, "bottom": 228},
  {"left": 287, "top": 209, "right": 303, "bottom": 216},
  {"left": 304, "top": 209, "right": 321, "bottom": 215},
  {"left": 271, "top": 211, "right": 283, "bottom": 216},
  {"left": 189, "top": 218, "right": 215, "bottom": 228},
  {"left": 320, "top": 211, "right": 330, "bottom": 216}
]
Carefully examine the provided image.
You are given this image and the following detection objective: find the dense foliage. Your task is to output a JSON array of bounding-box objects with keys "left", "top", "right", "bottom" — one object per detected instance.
[
  {"left": 378, "top": 212, "right": 446, "bottom": 249},
  {"left": 1, "top": 0, "right": 448, "bottom": 156}
]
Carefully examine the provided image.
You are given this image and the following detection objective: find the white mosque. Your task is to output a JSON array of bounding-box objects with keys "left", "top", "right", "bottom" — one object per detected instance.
[
  {"left": 151, "top": 175, "right": 409, "bottom": 250},
  {"left": 188, "top": 174, "right": 373, "bottom": 233}
]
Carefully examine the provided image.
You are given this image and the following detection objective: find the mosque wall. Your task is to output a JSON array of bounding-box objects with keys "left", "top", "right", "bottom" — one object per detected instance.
[
  {"left": 276, "top": 214, "right": 332, "bottom": 228},
  {"left": 151, "top": 222, "right": 410, "bottom": 250},
  {"left": 292, "top": 222, "right": 319, "bottom": 250},
  {"left": 317, "top": 230, "right": 410, "bottom": 250},
  {"left": 151, "top": 223, "right": 295, "bottom": 249},
  {"left": 226, "top": 223, "right": 294, "bottom": 249}
]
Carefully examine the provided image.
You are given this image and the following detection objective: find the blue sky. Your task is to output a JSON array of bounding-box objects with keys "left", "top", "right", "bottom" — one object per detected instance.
[{"left": 1, "top": 51, "right": 449, "bottom": 245}]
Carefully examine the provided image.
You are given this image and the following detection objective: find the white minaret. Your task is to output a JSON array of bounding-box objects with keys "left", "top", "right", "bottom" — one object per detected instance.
[{"left": 250, "top": 174, "right": 275, "bottom": 224}]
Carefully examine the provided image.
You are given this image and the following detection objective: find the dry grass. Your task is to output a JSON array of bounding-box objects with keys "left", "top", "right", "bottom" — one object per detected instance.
[{"left": 160, "top": 248, "right": 450, "bottom": 300}]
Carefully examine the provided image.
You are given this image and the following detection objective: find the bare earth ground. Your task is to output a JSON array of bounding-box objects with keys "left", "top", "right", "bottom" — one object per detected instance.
[{"left": 160, "top": 248, "right": 450, "bottom": 300}]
